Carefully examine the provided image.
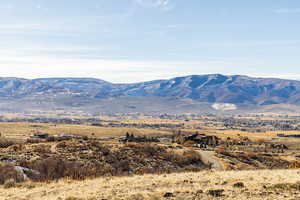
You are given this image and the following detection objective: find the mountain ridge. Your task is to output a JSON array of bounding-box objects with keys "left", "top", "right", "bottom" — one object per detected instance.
[
  {"left": 2, "top": 74, "right": 297, "bottom": 84},
  {"left": 1, "top": 74, "right": 300, "bottom": 114},
  {"left": 0, "top": 74, "right": 300, "bottom": 105}
]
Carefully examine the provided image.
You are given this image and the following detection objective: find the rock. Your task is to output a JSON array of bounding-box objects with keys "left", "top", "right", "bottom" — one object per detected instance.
[
  {"left": 221, "top": 181, "right": 228, "bottom": 185},
  {"left": 14, "top": 166, "right": 40, "bottom": 181},
  {"left": 233, "top": 182, "right": 245, "bottom": 188},
  {"left": 207, "top": 189, "right": 225, "bottom": 197},
  {"left": 262, "top": 185, "right": 267, "bottom": 189},
  {"left": 163, "top": 192, "right": 175, "bottom": 198},
  {"left": 195, "top": 190, "right": 203, "bottom": 194}
]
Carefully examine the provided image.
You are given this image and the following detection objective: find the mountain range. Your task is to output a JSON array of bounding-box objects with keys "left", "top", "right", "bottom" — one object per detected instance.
[{"left": 1, "top": 74, "right": 300, "bottom": 114}]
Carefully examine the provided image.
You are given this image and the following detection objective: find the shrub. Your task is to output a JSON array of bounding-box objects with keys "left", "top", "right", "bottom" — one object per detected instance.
[
  {"left": 148, "top": 194, "right": 161, "bottom": 200},
  {"left": 182, "top": 149, "right": 204, "bottom": 165},
  {"left": 26, "top": 138, "right": 44, "bottom": 144},
  {"left": 65, "top": 197, "right": 85, "bottom": 200},
  {"left": 127, "top": 194, "right": 145, "bottom": 200},
  {"left": 56, "top": 141, "right": 67, "bottom": 149},
  {"left": 125, "top": 143, "right": 164, "bottom": 157},
  {"left": 208, "top": 189, "right": 225, "bottom": 197},
  {"left": 233, "top": 182, "right": 245, "bottom": 188},
  {"left": 33, "top": 144, "right": 52, "bottom": 153},
  {"left": 183, "top": 140, "right": 195, "bottom": 147},
  {"left": 0, "top": 163, "right": 24, "bottom": 184},
  {"left": 8, "top": 144, "right": 25, "bottom": 152},
  {"left": 20, "top": 156, "right": 88, "bottom": 181},
  {"left": 256, "top": 138, "right": 266, "bottom": 144},
  {"left": 268, "top": 182, "right": 300, "bottom": 191},
  {"left": 46, "top": 136, "right": 56, "bottom": 142},
  {"left": 244, "top": 152, "right": 258, "bottom": 159},
  {"left": 15, "top": 142, "right": 209, "bottom": 182},
  {"left": 4, "top": 178, "right": 16, "bottom": 189},
  {"left": 0, "top": 138, "right": 16, "bottom": 148},
  {"left": 216, "top": 149, "right": 232, "bottom": 157},
  {"left": 289, "top": 161, "right": 300, "bottom": 169}
]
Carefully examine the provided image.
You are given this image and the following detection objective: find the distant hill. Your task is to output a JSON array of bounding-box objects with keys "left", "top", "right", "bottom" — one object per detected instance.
[{"left": 0, "top": 74, "right": 300, "bottom": 114}]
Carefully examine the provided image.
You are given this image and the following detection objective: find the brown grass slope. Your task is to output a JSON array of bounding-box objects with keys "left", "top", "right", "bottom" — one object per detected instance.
[{"left": 1, "top": 169, "right": 300, "bottom": 200}]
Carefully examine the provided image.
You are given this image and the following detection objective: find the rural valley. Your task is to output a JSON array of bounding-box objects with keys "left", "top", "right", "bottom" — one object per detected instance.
[
  {"left": 1, "top": 0, "right": 300, "bottom": 199},
  {"left": 1, "top": 111, "right": 300, "bottom": 199}
]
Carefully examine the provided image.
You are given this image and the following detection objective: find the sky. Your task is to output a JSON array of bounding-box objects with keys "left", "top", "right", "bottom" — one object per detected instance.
[{"left": 0, "top": 0, "right": 300, "bottom": 83}]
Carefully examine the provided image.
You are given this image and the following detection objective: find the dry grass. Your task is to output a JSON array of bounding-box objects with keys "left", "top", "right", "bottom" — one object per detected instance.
[
  {"left": 205, "top": 128, "right": 300, "bottom": 140},
  {"left": 2, "top": 119, "right": 300, "bottom": 143},
  {"left": 1, "top": 169, "right": 300, "bottom": 200},
  {"left": 0, "top": 122, "right": 170, "bottom": 140}
]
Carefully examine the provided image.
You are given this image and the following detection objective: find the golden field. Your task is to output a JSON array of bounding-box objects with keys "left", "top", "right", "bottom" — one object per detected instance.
[
  {"left": 0, "top": 122, "right": 170, "bottom": 140},
  {"left": 1, "top": 169, "right": 300, "bottom": 200}
]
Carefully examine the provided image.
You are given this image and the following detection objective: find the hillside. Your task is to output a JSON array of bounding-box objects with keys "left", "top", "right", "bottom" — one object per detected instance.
[
  {"left": 1, "top": 169, "right": 300, "bottom": 200},
  {"left": 0, "top": 75, "right": 300, "bottom": 114}
]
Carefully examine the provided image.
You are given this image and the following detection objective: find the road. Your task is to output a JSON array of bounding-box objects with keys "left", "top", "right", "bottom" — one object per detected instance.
[{"left": 197, "top": 150, "right": 224, "bottom": 170}]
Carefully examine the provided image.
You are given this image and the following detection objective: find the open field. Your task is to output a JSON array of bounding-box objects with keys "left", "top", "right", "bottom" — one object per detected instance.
[
  {"left": 1, "top": 169, "right": 300, "bottom": 200},
  {"left": 0, "top": 122, "right": 170, "bottom": 140}
]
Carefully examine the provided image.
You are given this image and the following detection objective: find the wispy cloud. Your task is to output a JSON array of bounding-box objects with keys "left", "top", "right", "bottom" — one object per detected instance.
[
  {"left": 198, "top": 40, "right": 300, "bottom": 48},
  {"left": 134, "top": 0, "right": 169, "bottom": 7},
  {"left": 133, "top": 0, "right": 175, "bottom": 11},
  {"left": 258, "top": 74, "right": 300, "bottom": 81},
  {"left": 274, "top": 8, "right": 300, "bottom": 14}
]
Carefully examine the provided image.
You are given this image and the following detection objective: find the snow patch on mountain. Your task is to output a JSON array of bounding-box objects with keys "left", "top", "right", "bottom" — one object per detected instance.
[{"left": 212, "top": 103, "right": 237, "bottom": 111}]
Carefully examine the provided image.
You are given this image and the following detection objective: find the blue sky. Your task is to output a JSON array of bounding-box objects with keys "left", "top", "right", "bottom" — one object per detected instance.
[{"left": 0, "top": 0, "right": 300, "bottom": 83}]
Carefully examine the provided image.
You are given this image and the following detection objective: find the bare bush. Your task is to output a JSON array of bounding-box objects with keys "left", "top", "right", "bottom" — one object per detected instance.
[
  {"left": 10, "top": 142, "right": 209, "bottom": 182},
  {"left": 183, "top": 140, "right": 195, "bottom": 147},
  {"left": 0, "top": 138, "right": 17, "bottom": 148},
  {"left": 33, "top": 144, "right": 52, "bottom": 153},
  {"left": 20, "top": 156, "right": 88, "bottom": 181},
  {"left": 4, "top": 178, "right": 16, "bottom": 189},
  {"left": 182, "top": 149, "right": 204, "bottom": 165},
  {"left": 26, "top": 138, "right": 44, "bottom": 144},
  {"left": 0, "top": 163, "right": 24, "bottom": 184}
]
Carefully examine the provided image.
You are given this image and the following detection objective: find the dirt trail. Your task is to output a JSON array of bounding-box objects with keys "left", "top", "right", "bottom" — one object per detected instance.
[
  {"left": 197, "top": 150, "right": 224, "bottom": 170},
  {"left": 50, "top": 143, "right": 57, "bottom": 153}
]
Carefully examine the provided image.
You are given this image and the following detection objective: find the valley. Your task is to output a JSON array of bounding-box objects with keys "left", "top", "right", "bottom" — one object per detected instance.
[{"left": 1, "top": 113, "right": 300, "bottom": 199}]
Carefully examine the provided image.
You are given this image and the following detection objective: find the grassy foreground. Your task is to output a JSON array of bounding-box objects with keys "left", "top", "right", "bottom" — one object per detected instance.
[{"left": 1, "top": 169, "right": 300, "bottom": 200}]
